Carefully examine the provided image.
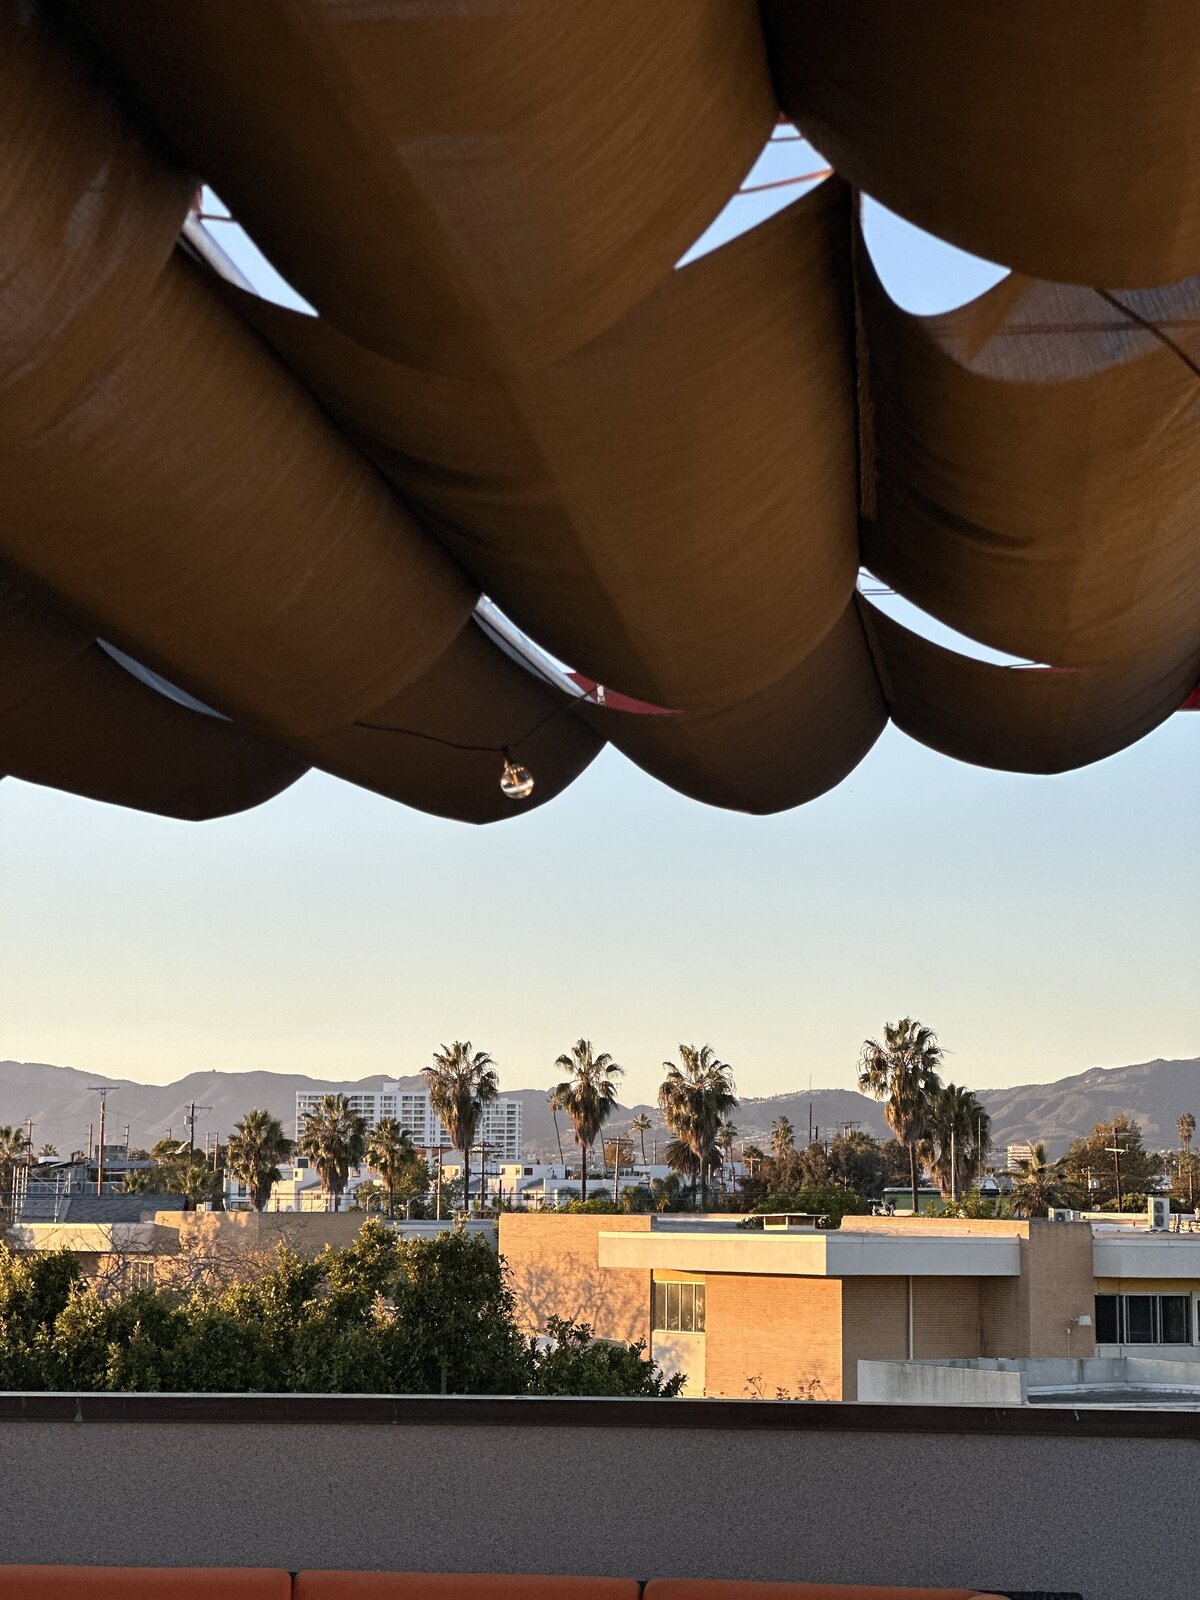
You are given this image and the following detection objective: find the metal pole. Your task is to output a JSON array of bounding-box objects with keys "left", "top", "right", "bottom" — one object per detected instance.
[
  {"left": 950, "top": 1124, "right": 957, "bottom": 1204},
  {"left": 93, "top": 1088, "right": 109, "bottom": 1197}
]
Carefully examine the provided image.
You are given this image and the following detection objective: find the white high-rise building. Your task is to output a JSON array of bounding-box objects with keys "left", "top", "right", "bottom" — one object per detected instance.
[{"left": 294, "top": 1082, "right": 523, "bottom": 1162}]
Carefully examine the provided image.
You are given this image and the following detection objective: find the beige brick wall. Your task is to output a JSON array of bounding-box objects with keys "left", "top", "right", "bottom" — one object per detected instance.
[
  {"left": 840, "top": 1276, "right": 907, "bottom": 1399},
  {"left": 498, "top": 1213, "right": 652, "bottom": 1343},
  {"left": 703, "top": 1274, "right": 844, "bottom": 1401},
  {"left": 981, "top": 1221, "right": 1094, "bottom": 1357}
]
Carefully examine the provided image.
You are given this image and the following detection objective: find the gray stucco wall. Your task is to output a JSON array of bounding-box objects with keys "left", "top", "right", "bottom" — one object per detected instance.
[{"left": 0, "top": 1399, "right": 1189, "bottom": 1599}]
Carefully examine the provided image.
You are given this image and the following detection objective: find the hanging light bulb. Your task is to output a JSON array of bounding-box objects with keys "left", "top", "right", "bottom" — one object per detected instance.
[{"left": 499, "top": 748, "right": 534, "bottom": 800}]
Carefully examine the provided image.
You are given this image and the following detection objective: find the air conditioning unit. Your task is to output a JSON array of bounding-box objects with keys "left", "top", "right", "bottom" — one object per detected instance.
[
  {"left": 1049, "top": 1207, "right": 1073, "bottom": 1223},
  {"left": 1148, "top": 1195, "right": 1171, "bottom": 1232}
]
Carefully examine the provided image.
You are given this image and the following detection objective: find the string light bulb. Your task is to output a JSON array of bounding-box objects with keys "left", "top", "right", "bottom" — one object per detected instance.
[{"left": 499, "top": 749, "right": 534, "bottom": 800}]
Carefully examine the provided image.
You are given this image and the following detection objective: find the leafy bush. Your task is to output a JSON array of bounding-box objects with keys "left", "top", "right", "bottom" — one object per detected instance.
[{"left": 0, "top": 1225, "right": 679, "bottom": 1398}]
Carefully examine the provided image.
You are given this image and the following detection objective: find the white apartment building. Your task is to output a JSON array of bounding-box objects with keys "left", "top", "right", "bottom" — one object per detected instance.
[{"left": 294, "top": 1082, "right": 523, "bottom": 1162}]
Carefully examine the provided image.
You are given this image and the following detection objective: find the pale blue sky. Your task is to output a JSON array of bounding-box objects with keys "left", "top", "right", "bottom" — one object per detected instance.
[{"left": 2, "top": 141, "right": 1196, "bottom": 1104}]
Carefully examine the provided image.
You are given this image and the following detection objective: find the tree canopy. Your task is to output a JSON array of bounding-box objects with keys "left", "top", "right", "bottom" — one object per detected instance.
[{"left": 0, "top": 1224, "right": 680, "bottom": 1397}]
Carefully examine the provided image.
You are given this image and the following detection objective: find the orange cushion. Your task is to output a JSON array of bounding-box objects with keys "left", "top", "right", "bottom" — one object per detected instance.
[
  {"left": 0, "top": 1568, "right": 292, "bottom": 1599},
  {"left": 642, "top": 1585, "right": 1003, "bottom": 1600},
  {"left": 295, "top": 1576, "right": 641, "bottom": 1600}
]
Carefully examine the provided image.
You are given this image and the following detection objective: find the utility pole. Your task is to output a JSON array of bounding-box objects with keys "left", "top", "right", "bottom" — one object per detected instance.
[
  {"left": 90, "top": 1087, "right": 111, "bottom": 1197},
  {"left": 1105, "top": 1122, "right": 1129, "bottom": 1212},
  {"left": 951, "top": 1123, "right": 957, "bottom": 1204},
  {"left": 87, "top": 1122, "right": 94, "bottom": 1165},
  {"left": 185, "top": 1100, "right": 212, "bottom": 1152},
  {"left": 25, "top": 1116, "right": 33, "bottom": 1161},
  {"left": 123, "top": 1124, "right": 131, "bottom": 1159}
]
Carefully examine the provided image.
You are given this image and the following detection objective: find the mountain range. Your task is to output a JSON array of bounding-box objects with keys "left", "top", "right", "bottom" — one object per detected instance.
[{"left": 2, "top": 1055, "right": 1198, "bottom": 1162}]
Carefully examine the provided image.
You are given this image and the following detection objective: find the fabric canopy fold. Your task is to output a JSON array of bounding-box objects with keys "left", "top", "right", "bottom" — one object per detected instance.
[
  {"left": 64, "top": 0, "right": 776, "bottom": 375},
  {"left": 236, "top": 183, "right": 859, "bottom": 718},
  {"left": 858, "top": 246, "right": 1200, "bottom": 669},
  {"left": 0, "top": 11, "right": 478, "bottom": 744},
  {"left": 308, "top": 620, "right": 603, "bottom": 826},
  {"left": 0, "top": 588, "right": 308, "bottom": 819},
  {"left": 860, "top": 601, "right": 1200, "bottom": 775},
  {"left": 762, "top": 0, "right": 1200, "bottom": 287},
  {"left": 576, "top": 603, "right": 886, "bottom": 814}
]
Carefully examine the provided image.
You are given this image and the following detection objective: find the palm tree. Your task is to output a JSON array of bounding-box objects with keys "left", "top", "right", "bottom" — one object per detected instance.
[
  {"left": 770, "top": 1116, "right": 796, "bottom": 1163},
  {"left": 424, "top": 1041, "right": 499, "bottom": 1214},
  {"left": 549, "top": 1093, "right": 566, "bottom": 1164},
  {"left": 1011, "top": 1142, "right": 1078, "bottom": 1218},
  {"left": 922, "top": 1084, "right": 990, "bottom": 1202},
  {"left": 297, "top": 1094, "right": 367, "bottom": 1211},
  {"left": 630, "top": 1112, "right": 653, "bottom": 1166},
  {"left": 552, "top": 1039, "right": 623, "bottom": 1202},
  {"left": 366, "top": 1116, "right": 417, "bottom": 1218},
  {"left": 658, "top": 1044, "right": 738, "bottom": 1212},
  {"left": 38, "top": 1144, "right": 58, "bottom": 1160},
  {"left": 226, "top": 1108, "right": 292, "bottom": 1211},
  {"left": 665, "top": 1138, "right": 721, "bottom": 1198},
  {"left": 0, "top": 1125, "right": 32, "bottom": 1213},
  {"left": 858, "top": 1017, "right": 944, "bottom": 1216},
  {"left": 1178, "top": 1113, "right": 1196, "bottom": 1209},
  {"left": 718, "top": 1119, "right": 738, "bottom": 1192}
]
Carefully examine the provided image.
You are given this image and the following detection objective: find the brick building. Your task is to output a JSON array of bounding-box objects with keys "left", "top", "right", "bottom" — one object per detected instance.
[{"left": 499, "top": 1210, "right": 1200, "bottom": 1400}]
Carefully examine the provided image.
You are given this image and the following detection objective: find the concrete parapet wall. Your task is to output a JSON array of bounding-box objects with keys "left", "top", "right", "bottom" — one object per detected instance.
[{"left": 857, "top": 1359, "right": 1026, "bottom": 1404}]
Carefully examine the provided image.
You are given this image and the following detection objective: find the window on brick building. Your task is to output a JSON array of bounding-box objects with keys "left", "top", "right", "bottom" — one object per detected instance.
[{"left": 653, "top": 1279, "right": 705, "bottom": 1333}]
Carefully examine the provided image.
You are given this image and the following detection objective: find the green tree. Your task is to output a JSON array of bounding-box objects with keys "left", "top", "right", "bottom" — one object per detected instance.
[
  {"left": 659, "top": 1044, "right": 738, "bottom": 1212},
  {"left": 1061, "top": 1116, "right": 1159, "bottom": 1209},
  {"left": 226, "top": 1108, "right": 292, "bottom": 1211},
  {"left": 366, "top": 1116, "right": 421, "bottom": 1218},
  {"left": 828, "top": 1131, "right": 885, "bottom": 1198},
  {"left": 552, "top": 1039, "right": 623, "bottom": 1203},
  {"left": 424, "top": 1041, "right": 499, "bottom": 1215},
  {"left": 1011, "top": 1142, "right": 1079, "bottom": 1218},
  {"left": 858, "top": 1017, "right": 944, "bottom": 1217},
  {"left": 921, "top": 1083, "right": 990, "bottom": 1201},
  {"left": 630, "top": 1112, "right": 652, "bottom": 1165},
  {"left": 531, "top": 1316, "right": 685, "bottom": 1397},
  {"left": 297, "top": 1094, "right": 368, "bottom": 1211}
]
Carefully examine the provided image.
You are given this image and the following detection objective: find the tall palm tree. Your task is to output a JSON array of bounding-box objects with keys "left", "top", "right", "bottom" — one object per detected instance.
[
  {"left": 549, "top": 1093, "right": 566, "bottom": 1164},
  {"left": 770, "top": 1115, "right": 796, "bottom": 1163},
  {"left": 1011, "top": 1142, "right": 1078, "bottom": 1218},
  {"left": 858, "top": 1017, "right": 943, "bottom": 1216},
  {"left": 630, "top": 1113, "right": 653, "bottom": 1166},
  {"left": 226, "top": 1108, "right": 292, "bottom": 1211},
  {"left": 38, "top": 1144, "right": 57, "bottom": 1160},
  {"left": 1178, "top": 1113, "right": 1196, "bottom": 1208},
  {"left": 424, "top": 1041, "right": 499, "bottom": 1214},
  {"left": 718, "top": 1119, "right": 738, "bottom": 1192},
  {"left": 658, "top": 1044, "right": 738, "bottom": 1212},
  {"left": 922, "top": 1084, "right": 990, "bottom": 1202},
  {"left": 552, "top": 1039, "right": 623, "bottom": 1202},
  {"left": 366, "top": 1116, "right": 417, "bottom": 1218},
  {"left": 297, "top": 1094, "right": 367, "bottom": 1211}
]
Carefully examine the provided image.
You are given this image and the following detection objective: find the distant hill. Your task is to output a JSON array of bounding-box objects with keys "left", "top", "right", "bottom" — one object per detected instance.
[{"left": 1, "top": 1055, "right": 1196, "bottom": 1161}]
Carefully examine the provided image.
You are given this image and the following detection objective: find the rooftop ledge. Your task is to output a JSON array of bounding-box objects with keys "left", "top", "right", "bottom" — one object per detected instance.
[{"left": 598, "top": 1228, "right": 1021, "bottom": 1277}]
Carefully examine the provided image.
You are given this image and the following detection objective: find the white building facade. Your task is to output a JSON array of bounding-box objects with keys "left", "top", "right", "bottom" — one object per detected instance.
[{"left": 294, "top": 1083, "right": 523, "bottom": 1162}]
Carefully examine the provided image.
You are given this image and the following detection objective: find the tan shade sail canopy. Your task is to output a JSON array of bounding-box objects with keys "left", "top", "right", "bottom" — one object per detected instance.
[
  {"left": 0, "top": 582, "right": 307, "bottom": 819},
  {"left": 0, "top": 3, "right": 1196, "bottom": 824},
  {"left": 858, "top": 251, "right": 1200, "bottom": 670},
  {"left": 762, "top": 0, "right": 1200, "bottom": 288},
  {"left": 236, "top": 184, "right": 858, "bottom": 716}
]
